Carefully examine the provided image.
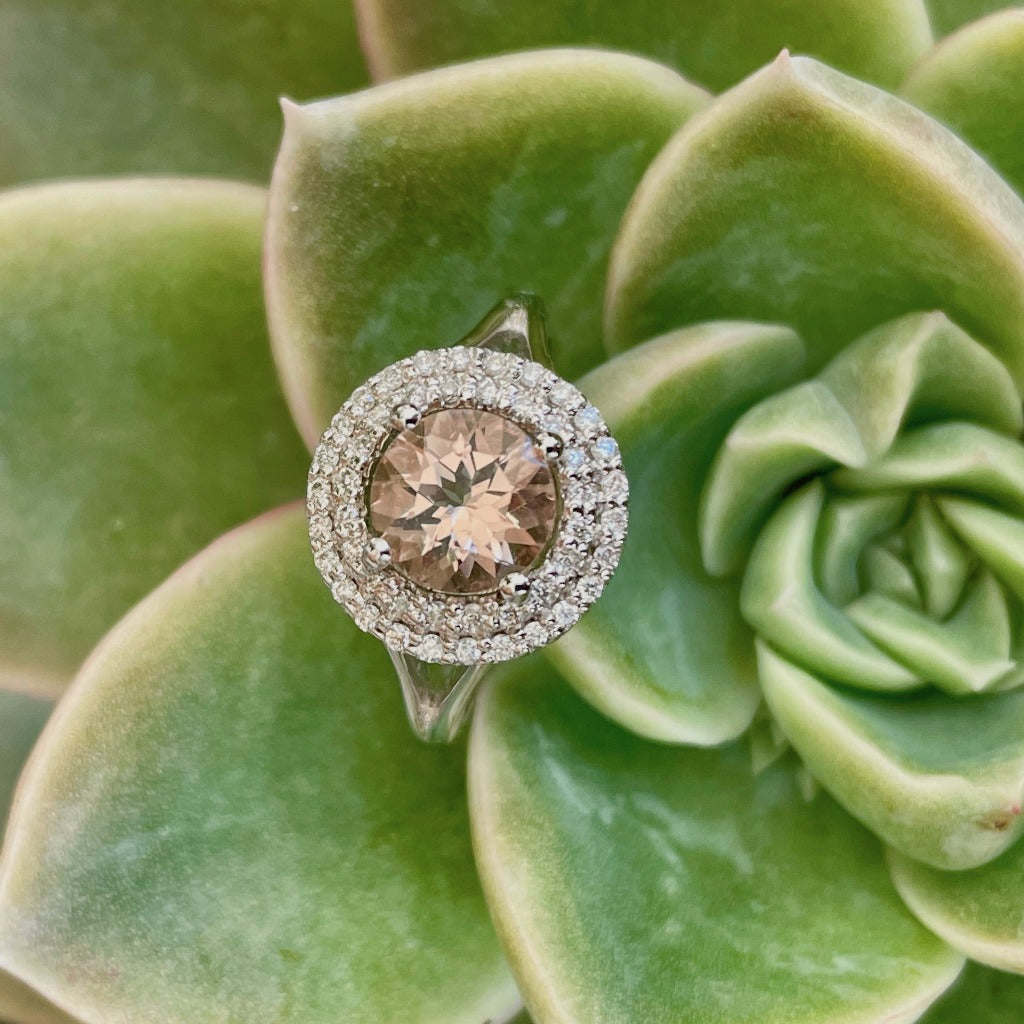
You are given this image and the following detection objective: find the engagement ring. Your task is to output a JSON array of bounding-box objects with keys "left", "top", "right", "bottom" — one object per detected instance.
[{"left": 306, "top": 296, "right": 628, "bottom": 742}]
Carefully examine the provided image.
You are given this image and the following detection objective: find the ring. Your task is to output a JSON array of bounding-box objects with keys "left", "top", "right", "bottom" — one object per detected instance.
[{"left": 306, "top": 295, "right": 628, "bottom": 742}]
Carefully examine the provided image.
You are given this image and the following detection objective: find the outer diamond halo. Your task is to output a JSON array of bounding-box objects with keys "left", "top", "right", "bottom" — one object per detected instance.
[{"left": 306, "top": 337, "right": 628, "bottom": 667}]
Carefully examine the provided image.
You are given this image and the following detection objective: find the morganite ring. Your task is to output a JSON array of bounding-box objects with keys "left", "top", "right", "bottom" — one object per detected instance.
[{"left": 306, "top": 296, "right": 628, "bottom": 742}]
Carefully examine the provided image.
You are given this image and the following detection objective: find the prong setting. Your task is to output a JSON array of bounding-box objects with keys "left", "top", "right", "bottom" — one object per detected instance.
[
  {"left": 391, "top": 404, "right": 422, "bottom": 431},
  {"left": 537, "top": 432, "right": 563, "bottom": 461},
  {"left": 364, "top": 536, "right": 392, "bottom": 570},
  {"left": 499, "top": 573, "right": 531, "bottom": 602}
]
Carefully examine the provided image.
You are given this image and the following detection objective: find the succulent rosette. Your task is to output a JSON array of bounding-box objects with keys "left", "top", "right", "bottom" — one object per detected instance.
[{"left": 2, "top": 2, "right": 1024, "bottom": 1023}]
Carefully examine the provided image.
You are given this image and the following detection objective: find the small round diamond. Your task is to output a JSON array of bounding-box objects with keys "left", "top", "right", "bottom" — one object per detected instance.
[
  {"left": 490, "top": 634, "right": 516, "bottom": 659},
  {"left": 602, "top": 469, "right": 629, "bottom": 503},
  {"left": 551, "top": 600, "right": 578, "bottom": 629},
  {"left": 455, "top": 637, "right": 480, "bottom": 662},
  {"left": 592, "top": 436, "right": 620, "bottom": 465},
  {"left": 563, "top": 447, "right": 586, "bottom": 473},
  {"left": 415, "top": 634, "right": 444, "bottom": 661}
]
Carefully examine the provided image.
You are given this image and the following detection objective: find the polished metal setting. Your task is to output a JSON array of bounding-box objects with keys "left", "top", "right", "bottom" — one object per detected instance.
[{"left": 306, "top": 295, "right": 628, "bottom": 742}]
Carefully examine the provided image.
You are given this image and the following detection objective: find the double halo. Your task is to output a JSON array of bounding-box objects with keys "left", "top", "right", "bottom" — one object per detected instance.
[{"left": 307, "top": 296, "right": 628, "bottom": 741}]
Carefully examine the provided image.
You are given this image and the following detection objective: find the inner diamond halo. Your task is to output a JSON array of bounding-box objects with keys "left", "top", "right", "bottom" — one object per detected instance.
[{"left": 307, "top": 345, "right": 628, "bottom": 664}]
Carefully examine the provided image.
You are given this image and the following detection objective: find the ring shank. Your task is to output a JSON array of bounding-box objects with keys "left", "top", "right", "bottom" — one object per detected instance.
[{"left": 392, "top": 294, "right": 551, "bottom": 742}]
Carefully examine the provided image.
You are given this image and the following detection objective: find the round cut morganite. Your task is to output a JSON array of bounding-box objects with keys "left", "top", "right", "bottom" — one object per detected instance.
[{"left": 368, "top": 408, "right": 558, "bottom": 594}]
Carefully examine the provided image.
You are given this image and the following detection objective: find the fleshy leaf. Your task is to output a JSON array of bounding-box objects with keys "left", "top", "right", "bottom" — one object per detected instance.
[
  {"left": 699, "top": 380, "right": 867, "bottom": 577},
  {"left": 356, "top": 0, "right": 932, "bottom": 92},
  {"left": 605, "top": 55, "right": 1024, "bottom": 386},
  {"left": 702, "top": 310, "right": 1021, "bottom": 577},
  {"left": 816, "top": 494, "right": 910, "bottom": 606},
  {"left": 846, "top": 570, "right": 1014, "bottom": 697},
  {"left": 264, "top": 50, "right": 707, "bottom": 443},
  {"left": 924, "top": 0, "right": 1014, "bottom": 36},
  {"left": 834, "top": 423, "right": 1024, "bottom": 510},
  {"left": 0, "top": 507, "right": 517, "bottom": 1023},
  {"left": 742, "top": 482, "right": 921, "bottom": 692},
  {"left": 939, "top": 496, "right": 1024, "bottom": 601},
  {"left": 470, "top": 659, "right": 963, "bottom": 1024},
  {"left": 861, "top": 544, "right": 923, "bottom": 607},
  {"left": 0, "top": 689, "right": 74, "bottom": 1024},
  {"left": 0, "top": 0, "right": 367, "bottom": 184},
  {"left": 907, "top": 496, "right": 972, "bottom": 619},
  {"left": 816, "top": 312, "right": 1022, "bottom": 456},
  {"left": 549, "top": 322, "right": 804, "bottom": 744},
  {"left": 758, "top": 643, "right": 1024, "bottom": 869},
  {"left": 904, "top": 10, "right": 1024, "bottom": 196},
  {"left": 920, "top": 963, "right": 1024, "bottom": 1024},
  {"left": 890, "top": 839, "right": 1024, "bottom": 972},
  {"left": 0, "top": 180, "right": 308, "bottom": 689}
]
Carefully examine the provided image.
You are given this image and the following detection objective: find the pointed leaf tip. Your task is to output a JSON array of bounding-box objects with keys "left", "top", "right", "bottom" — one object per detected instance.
[
  {"left": 265, "top": 49, "right": 707, "bottom": 445},
  {"left": 606, "top": 58, "right": 1024, "bottom": 386}
]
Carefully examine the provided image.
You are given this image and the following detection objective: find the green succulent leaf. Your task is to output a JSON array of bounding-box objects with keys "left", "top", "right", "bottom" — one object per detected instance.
[
  {"left": 846, "top": 570, "right": 1014, "bottom": 697},
  {"left": 356, "top": 0, "right": 933, "bottom": 92},
  {"left": 890, "top": 838, "right": 1024, "bottom": 972},
  {"left": 0, "top": 507, "right": 517, "bottom": 1024},
  {"left": 470, "top": 660, "right": 964, "bottom": 1024},
  {"left": 0, "top": 973, "right": 80, "bottom": 1024},
  {"left": 700, "top": 380, "right": 868, "bottom": 578},
  {"left": 605, "top": 56, "right": 1024, "bottom": 386},
  {"left": 906, "top": 496, "right": 973, "bottom": 619},
  {"left": 924, "top": 0, "right": 1013, "bottom": 36},
  {"left": 920, "top": 962, "right": 1024, "bottom": 1023},
  {"left": 0, "top": 689, "right": 74, "bottom": 1024},
  {"left": 817, "top": 493, "right": 911, "bottom": 606},
  {"left": 861, "top": 542, "right": 924, "bottom": 607},
  {"left": 0, "top": 0, "right": 367, "bottom": 184},
  {"left": 0, "top": 180, "right": 308, "bottom": 690},
  {"left": 264, "top": 50, "right": 707, "bottom": 443},
  {"left": 758, "top": 644, "right": 1024, "bottom": 869},
  {"left": 744, "top": 482, "right": 922, "bottom": 692},
  {"left": 816, "top": 313, "right": 1022, "bottom": 456},
  {"left": 703, "top": 311, "right": 1021, "bottom": 577},
  {"left": 833, "top": 423, "right": 1024, "bottom": 505},
  {"left": 0, "top": 691, "right": 51, "bottom": 828},
  {"left": 549, "top": 322, "right": 804, "bottom": 744},
  {"left": 939, "top": 497, "right": 1024, "bottom": 604},
  {"left": 904, "top": 10, "right": 1024, "bottom": 199}
]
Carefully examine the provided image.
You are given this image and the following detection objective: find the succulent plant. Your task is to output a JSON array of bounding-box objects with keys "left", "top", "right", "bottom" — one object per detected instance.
[{"left": 2, "top": 2, "right": 1024, "bottom": 1023}]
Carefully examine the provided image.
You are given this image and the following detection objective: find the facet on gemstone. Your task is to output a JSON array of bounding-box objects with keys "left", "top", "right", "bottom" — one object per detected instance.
[{"left": 368, "top": 408, "right": 558, "bottom": 595}]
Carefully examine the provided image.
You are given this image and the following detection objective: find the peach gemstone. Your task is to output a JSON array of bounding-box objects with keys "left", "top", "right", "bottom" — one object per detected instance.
[{"left": 368, "top": 408, "right": 558, "bottom": 594}]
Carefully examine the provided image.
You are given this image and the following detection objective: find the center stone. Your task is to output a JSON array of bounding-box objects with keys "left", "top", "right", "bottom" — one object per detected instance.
[{"left": 368, "top": 407, "right": 558, "bottom": 595}]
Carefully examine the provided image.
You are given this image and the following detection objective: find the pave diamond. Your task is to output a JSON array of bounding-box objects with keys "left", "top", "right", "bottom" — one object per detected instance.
[{"left": 368, "top": 408, "right": 558, "bottom": 595}]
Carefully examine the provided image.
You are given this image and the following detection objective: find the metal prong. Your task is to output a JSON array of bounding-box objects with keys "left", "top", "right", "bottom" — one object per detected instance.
[
  {"left": 499, "top": 572, "right": 531, "bottom": 602},
  {"left": 392, "top": 404, "right": 421, "bottom": 431},
  {"left": 537, "top": 433, "right": 563, "bottom": 461},
  {"left": 364, "top": 536, "right": 392, "bottom": 570}
]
